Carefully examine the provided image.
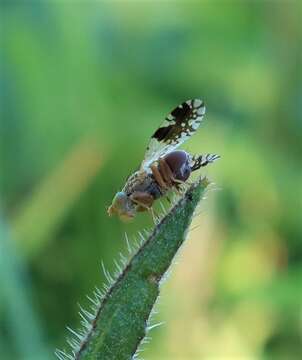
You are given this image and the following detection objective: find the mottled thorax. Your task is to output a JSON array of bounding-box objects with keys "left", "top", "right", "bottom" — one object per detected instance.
[{"left": 123, "top": 169, "right": 163, "bottom": 199}]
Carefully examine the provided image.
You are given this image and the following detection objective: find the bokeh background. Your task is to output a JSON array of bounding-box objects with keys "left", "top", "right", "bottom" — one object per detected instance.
[{"left": 1, "top": 1, "right": 302, "bottom": 359}]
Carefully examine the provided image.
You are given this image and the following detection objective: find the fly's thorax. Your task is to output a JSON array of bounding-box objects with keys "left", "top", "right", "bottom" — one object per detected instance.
[
  {"left": 140, "top": 173, "right": 163, "bottom": 200},
  {"left": 124, "top": 169, "right": 163, "bottom": 200},
  {"left": 123, "top": 170, "right": 149, "bottom": 194}
]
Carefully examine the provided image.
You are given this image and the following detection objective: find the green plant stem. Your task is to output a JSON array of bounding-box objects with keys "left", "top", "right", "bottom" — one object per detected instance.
[{"left": 60, "top": 178, "right": 208, "bottom": 360}]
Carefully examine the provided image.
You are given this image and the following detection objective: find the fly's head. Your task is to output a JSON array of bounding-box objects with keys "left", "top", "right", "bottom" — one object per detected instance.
[
  {"left": 162, "top": 150, "right": 191, "bottom": 182},
  {"left": 107, "top": 191, "right": 136, "bottom": 221}
]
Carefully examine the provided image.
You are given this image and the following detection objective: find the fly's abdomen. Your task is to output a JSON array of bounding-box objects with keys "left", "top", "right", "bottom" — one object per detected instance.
[{"left": 145, "top": 177, "right": 163, "bottom": 199}]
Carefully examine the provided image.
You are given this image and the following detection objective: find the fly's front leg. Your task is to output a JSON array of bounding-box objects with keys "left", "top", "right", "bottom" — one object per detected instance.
[
  {"left": 130, "top": 191, "right": 154, "bottom": 212},
  {"left": 158, "top": 158, "right": 186, "bottom": 191},
  {"left": 151, "top": 163, "right": 168, "bottom": 190},
  {"left": 130, "top": 191, "right": 158, "bottom": 223},
  {"left": 158, "top": 158, "right": 173, "bottom": 187}
]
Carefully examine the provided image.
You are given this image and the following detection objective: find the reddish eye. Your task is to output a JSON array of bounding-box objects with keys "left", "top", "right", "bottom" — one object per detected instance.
[{"left": 163, "top": 150, "right": 191, "bottom": 181}]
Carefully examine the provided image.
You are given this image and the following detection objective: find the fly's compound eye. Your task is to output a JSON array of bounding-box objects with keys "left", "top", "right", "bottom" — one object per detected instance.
[{"left": 163, "top": 150, "right": 191, "bottom": 182}]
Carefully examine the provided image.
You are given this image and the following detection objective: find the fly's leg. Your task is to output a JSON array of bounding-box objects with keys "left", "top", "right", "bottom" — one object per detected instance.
[
  {"left": 151, "top": 162, "right": 180, "bottom": 208},
  {"left": 156, "top": 158, "right": 172, "bottom": 187},
  {"left": 149, "top": 206, "right": 159, "bottom": 225},
  {"left": 130, "top": 191, "right": 159, "bottom": 223},
  {"left": 130, "top": 191, "right": 154, "bottom": 212},
  {"left": 158, "top": 158, "right": 186, "bottom": 193},
  {"left": 159, "top": 158, "right": 186, "bottom": 186},
  {"left": 151, "top": 164, "right": 168, "bottom": 190}
]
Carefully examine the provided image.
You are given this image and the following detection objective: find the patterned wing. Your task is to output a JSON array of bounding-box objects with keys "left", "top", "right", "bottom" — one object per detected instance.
[
  {"left": 141, "top": 99, "right": 206, "bottom": 170},
  {"left": 190, "top": 153, "right": 220, "bottom": 171}
]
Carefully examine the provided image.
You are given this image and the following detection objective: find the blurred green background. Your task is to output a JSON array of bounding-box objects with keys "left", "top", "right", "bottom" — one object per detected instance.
[{"left": 1, "top": 1, "right": 302, "bottom": 359}]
